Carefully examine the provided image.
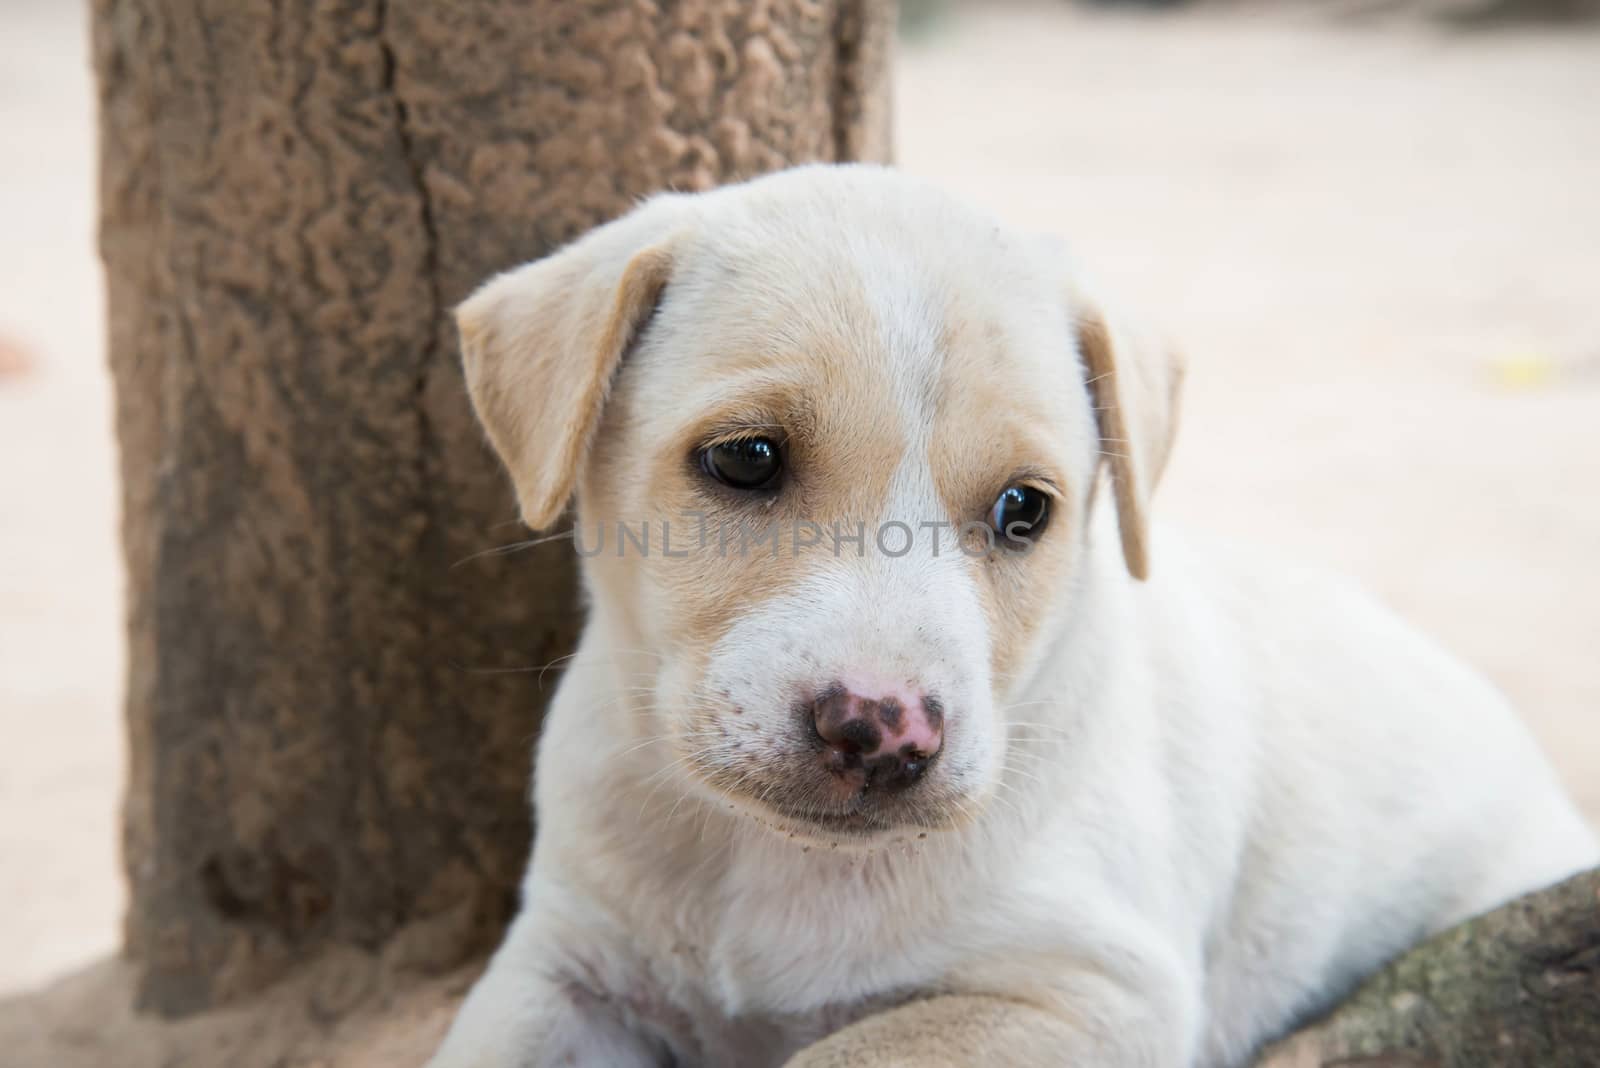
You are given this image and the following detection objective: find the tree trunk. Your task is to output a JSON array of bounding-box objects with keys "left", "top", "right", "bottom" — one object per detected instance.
[
  {"left": 1258, "top": 868, "right": 1600, "bottom": 1068},
  {"left": 95, "top": 0, "right": 894, "bottom": 1017}
]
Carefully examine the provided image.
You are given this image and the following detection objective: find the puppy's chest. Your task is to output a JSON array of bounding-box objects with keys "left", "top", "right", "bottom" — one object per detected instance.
[
  {"left": 613, "top": 871, "right": 944, "bottom": 1066},
  {"left": 619, "top": 953, "right": 895, "bottom": 1068}
]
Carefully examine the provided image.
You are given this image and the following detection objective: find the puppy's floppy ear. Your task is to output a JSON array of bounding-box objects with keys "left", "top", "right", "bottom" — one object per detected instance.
[
  {"left": 1069, "top": 280, "right": 1185, "bottom": 581},
  {"left": 456, "top": 199, "right": 686, "bottom": 530}
]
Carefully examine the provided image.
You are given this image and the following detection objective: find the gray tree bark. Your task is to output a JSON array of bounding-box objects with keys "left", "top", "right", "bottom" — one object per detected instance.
[
  {"left": 94, "top": 0, "right": 894, "bottom": 1017},
  {"left": 1259, "top": 868, "right": 1600, "bottom": 1068}
]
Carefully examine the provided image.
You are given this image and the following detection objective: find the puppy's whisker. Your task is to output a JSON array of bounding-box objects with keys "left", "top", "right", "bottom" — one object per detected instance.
[
  {"left": 641, "top": 760, "right": 701, "bottom": 825},
  {"left": 997, "top": 761, "right": 1047, "bottom": 788},
  {"left": 982, "top": 781, "right": 1029, "bottom": 822},
  {"left": 1003, "top": 743, "right": 1076, "bottom": 760},
  {"left": 615, "top": 734, "right": 680, "bottom": 761},
  {"left": 998, "top": 701, "right": 1062, "bottom": 714},
  {"left": 685, "top": 822, "right": 737, "bottom": 884},
  {"left": 660, "top": 783, "right": 697, "bottom": 828},
  {"left": 451, "top": 530, "right": 576, "bottom": 568}
]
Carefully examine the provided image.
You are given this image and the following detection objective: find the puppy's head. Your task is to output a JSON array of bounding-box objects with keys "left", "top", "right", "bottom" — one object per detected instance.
[{"left": 459, "top": 166, "right": 1182, "bottom": 843}]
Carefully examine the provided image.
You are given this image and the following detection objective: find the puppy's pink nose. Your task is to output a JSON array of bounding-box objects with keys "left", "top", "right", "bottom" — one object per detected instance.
[{"left": 811, "top": 685, "right": 943, "bottom": 792}]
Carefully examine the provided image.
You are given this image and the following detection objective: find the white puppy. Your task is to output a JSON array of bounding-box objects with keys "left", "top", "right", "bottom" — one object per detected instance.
[{"left": 429, "top": 165, "right": 1596, "bottom": 1068}]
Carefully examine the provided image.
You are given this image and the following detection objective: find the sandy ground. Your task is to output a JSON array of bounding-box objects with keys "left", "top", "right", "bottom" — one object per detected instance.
[
  {"left": 0, "top": 0, "right": 124, "bottom": 998},
  {"left": 1, "top": 0, "right": 1597, "bottom": 1015}
]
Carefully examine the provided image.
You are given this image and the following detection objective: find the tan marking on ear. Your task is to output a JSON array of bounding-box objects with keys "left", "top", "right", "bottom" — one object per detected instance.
[
  {"left": 563, "top": 243, "right": 675, "bottom": 518},
  {"left": 456, "top": 201, "right": 684, "bottom": 530},
  {"left": 1072, "top": 287, "right": 1185, "bottom": 582}
]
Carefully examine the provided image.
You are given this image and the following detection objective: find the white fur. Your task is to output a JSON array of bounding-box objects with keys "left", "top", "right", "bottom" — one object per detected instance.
[{"left": 429, "top": 166, "right": 1596, "bottom": 1068}]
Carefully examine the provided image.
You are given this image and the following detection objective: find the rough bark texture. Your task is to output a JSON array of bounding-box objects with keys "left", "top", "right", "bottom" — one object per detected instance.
[
  {"left": 1258, "top": 868, "right": 1600, "bottom": 1068},
  {"left": 95, "top": 0, "right": 893, "bottom": 1017}
]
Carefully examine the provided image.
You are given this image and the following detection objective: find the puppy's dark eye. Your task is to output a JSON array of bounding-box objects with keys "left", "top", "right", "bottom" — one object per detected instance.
[
  {"left": 989, "top": 485, "right": 1050, "bottom": 548},
  {"left": 701, "top": 437, "right": 783, "bottom": 491}
]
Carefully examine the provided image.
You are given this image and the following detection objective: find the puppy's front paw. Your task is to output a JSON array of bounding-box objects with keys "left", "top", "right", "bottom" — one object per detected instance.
[
  {"left": 785, "top": 1043, "right": 952, "bottom": 1068},
  {"left": 783, "top": 994, "right": 1127, "bottom": 1068}
]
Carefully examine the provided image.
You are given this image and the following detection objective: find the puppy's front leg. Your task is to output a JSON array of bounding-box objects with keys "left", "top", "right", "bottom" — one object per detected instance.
[
  {"left": 785, "top": 991, "right": 1188, "bottom": 1068},
  {"left": 426, "top": 913, "right": 663, "bottom": 1068}
]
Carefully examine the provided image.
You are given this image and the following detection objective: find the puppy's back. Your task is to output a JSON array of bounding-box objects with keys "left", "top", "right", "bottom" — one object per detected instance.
[{"left": 1138, "top": 526, "right": 1597, "bottom": 1065}]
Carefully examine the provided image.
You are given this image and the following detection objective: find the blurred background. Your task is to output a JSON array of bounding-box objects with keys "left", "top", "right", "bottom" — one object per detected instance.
[{"left": 1, "top": 0, "right": 1596, "bottom": 1001}]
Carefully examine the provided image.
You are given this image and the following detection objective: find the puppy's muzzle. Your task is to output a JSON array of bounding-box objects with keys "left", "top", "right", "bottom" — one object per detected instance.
[{"left": 809, "top": 684, "right": 944, "bottom": 795}]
